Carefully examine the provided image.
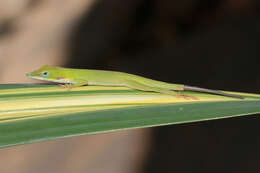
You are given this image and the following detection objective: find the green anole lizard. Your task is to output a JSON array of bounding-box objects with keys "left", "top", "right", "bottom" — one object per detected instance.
[{"left": 26, "top": 65, "right": 243, "bottom": 99}]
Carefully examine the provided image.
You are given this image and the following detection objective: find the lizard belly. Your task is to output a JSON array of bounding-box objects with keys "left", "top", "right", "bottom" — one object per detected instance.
[{"left": 88, "top": 81, "right": 124, "bottom": 87}]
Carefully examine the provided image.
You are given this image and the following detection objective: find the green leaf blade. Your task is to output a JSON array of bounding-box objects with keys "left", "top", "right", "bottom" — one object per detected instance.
[{"left": 0, "top": 84, "right": 259, "bottom": 148}]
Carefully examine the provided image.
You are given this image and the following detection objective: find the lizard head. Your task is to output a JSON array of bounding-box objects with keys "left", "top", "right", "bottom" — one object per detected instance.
[{"left": 26, "top": 65, "right": 72, "bottom": 84}]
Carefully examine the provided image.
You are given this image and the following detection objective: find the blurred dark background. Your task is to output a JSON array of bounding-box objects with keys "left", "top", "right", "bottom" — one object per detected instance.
[
  {"left": 1, "top": 0, "right": 260, "bottom": 172},
  {"left": 68, "top": 0, "right": 260, "bottom": 172}
]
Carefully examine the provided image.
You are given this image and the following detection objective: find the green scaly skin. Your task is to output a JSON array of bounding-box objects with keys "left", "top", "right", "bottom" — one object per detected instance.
[{"left": 26, "top": 65, "right": 243, "bottom": 99}]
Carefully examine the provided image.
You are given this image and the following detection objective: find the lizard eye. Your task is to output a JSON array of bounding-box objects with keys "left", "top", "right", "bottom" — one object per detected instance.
[{"left": 41, "top": 71, "right": 50, "bottom": 77}]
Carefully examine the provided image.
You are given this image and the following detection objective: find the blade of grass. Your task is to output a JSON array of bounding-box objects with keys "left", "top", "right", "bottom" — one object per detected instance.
[{"left": 0, "top": 84, "right": 260, "bottom": 148}]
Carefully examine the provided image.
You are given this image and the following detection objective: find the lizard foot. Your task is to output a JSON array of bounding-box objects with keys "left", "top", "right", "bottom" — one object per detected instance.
[
  {"left": 58, "top": 84, "right": 73, "bottom": 91},
  {"left": 176, "top": 92, "right": 198, "bottom": 100}
]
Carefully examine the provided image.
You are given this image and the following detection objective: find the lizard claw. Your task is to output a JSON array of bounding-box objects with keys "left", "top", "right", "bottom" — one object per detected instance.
[{"left": 176, "top": 92, "right": 198, "bottom": 100}]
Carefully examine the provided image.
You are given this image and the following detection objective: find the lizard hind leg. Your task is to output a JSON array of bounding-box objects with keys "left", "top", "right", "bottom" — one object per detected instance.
[
  {"left": 177, "top": 91, "right": 198, "bottom": 100},
  {"left": 126, "top": 80, "right": 197, "bottom": 100}
]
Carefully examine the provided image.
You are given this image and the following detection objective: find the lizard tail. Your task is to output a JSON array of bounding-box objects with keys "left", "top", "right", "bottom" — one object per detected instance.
[{"left": 183, "top": 85, "right": 244, "bottom": 99}]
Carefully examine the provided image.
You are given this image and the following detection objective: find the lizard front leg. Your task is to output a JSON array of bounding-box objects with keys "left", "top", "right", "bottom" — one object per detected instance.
[{"left": 59, "top": 80, "right": 88, "bottom": 90}]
